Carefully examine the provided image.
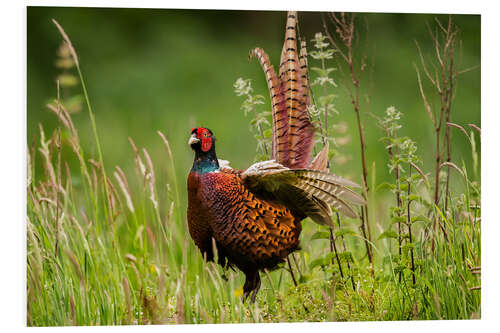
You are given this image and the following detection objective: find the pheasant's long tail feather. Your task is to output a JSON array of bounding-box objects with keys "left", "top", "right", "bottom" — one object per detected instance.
[
  {"left": 298, "top": 41, "right": 310, "bottom": 107},
  {"left": 278, "top": 11, "right": 315, "bottom": 169},
  {"left": 249, "top": 48, "right": 289, "bottom": 164},
  {"left": 310, "top": 141, "right": 329, "bottom": 171},
  {"left": 248, "top": 12, "right": 365, "bottom": 223}
]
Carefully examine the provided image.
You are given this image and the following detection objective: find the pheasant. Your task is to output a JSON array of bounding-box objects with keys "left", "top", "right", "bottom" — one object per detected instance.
[{"left": 187, "top": 11, "right": 365, "bottom": 302}]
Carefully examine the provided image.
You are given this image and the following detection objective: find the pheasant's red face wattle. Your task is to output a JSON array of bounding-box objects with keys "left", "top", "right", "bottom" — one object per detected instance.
[
  {"left": 190, "top": 127, "right": 213, "bottom": 152},
  {"left": 198, "top": 128, "right": 212, "bottom": 152}
]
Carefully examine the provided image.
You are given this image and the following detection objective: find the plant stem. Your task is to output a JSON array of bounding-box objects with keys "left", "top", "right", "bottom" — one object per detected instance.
[
  {"left": 329, "top": 227, "right": 344, "bottom": 279},
  {"left": 407, "top": 166, "right": 416, "bottom": 285},
  {"left": 444, "top": 49, "right": 454, "bottom": 213},
  {"left": 325, "top": 12, "right": 373, "bottom": 268},
  {"left": 286, "top": 256, "right": 298, "bottom": 287},
  {"left": 336, "top": 213, "right": 355, "bottom": 291},
  {"left": 54, "top": 80, "right": 62, "bottom": 258}
]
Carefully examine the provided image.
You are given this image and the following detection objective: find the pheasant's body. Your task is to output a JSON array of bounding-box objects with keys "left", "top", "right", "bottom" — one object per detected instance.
[
  {"left": 188, "top": 169, "right": 301, "bottom": 273},
  {"left": 186, "top": 11, "right": 365, "bottom": 302}
]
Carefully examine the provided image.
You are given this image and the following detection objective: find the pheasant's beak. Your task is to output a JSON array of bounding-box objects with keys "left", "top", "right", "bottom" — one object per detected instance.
[{"left": 188, "top": 133, "right": 200, "bottom": 147}]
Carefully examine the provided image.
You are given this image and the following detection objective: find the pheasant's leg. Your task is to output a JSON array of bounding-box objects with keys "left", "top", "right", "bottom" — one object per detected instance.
[
  {"left": 242, "top": 270, "right": 260, "bottom": 303},
  {"left": 249, "top": 274, "right": 261, "bottom": 303}
]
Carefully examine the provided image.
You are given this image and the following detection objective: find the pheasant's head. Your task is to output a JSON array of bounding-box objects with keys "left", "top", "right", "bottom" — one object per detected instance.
[
  {"left": 189, "top": 127, "right": 215, "bottom": 153},
  {"left": 189, "top": 127, "right": 219, "bottom": 173}
]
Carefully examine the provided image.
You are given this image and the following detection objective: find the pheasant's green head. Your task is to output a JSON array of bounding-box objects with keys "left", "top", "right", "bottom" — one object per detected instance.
[{"left": 189, "top": 127, "right": 219, "bottom": 173}]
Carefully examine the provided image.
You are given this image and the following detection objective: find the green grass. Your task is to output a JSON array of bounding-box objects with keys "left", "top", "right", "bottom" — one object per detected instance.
[
  {"left": 26, "top": 12, "right": 480, "bottom": 326},
  {"left": 26, "top": 137, "right": 481, "bottom": 325}
]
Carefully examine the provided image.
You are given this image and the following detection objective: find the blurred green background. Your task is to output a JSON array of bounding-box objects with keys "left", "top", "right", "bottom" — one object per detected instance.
[{"left": 27, "top": 7, "right": 480, "bottom": 209}]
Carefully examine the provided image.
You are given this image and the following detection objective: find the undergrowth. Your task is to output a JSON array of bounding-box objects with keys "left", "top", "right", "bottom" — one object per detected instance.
[{"left": 27, "top": 14, "right": 480, "bottom": 326}]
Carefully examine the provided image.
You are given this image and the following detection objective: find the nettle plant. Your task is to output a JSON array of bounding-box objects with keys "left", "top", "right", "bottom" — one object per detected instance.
[
  {"left": 233, "top": 78, "right": 272, "bottom": 161},
  {"left": 308, "top": 32, "right": 351, "bottom": 165},
  {"left": 378, "top": 106, "right": 429, "bottom": 284}
]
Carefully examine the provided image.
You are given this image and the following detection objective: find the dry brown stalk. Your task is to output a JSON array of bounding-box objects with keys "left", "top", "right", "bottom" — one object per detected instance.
[
  {"left": 414, "top": 16, "right": 462, "bottom": 251},
  {"left": 122, "top": 277, "right": 132, "bottom": 324},
  {"left": 468, "top": 123, "right": 481, "bottom": 135},
  {"left": 69, "top": 293, "right": 77, "bottom": 326},
  {"left": 323, "top": 12, "right": 373, "bottom": 267},
  {"left": 407, "top": 166, "right": 416, "bottom": 285},
  {"left": 114, "top": 168, "right": 135, "bottom": 213},
  {"left": 143, "top": 148, "right": 158, "bottom": 209},
  {"left": 65, "top": 248, "right": 85, "bottom": 294},
  {"left": 176, "top": 268, "right": 186, "bottom": 324},
  {"left": 54, "top": 80, "right": 63, "bottom": 258},
  {"left": 128, "top": 137, "right": 147, "bottom": 187}
]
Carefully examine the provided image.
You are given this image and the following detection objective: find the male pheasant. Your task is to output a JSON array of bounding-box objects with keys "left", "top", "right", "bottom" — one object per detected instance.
[{"left": 187, "top": 11, "right": 365, "bottom": 302}]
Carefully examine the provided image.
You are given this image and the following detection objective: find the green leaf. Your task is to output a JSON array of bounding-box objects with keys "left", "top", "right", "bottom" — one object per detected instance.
[
  {"left": 391, "top": 216, "right": 406, "bottom": 224},
  {"left": 408, "top": 194, "right": 420, "bottom": 201},
  {"left": 310, "top": 231, "right": 330, "bottom": 240},
  {"left": 310, "top": 66, "right": 327, "bottom": 76},
  {"left": 378, "top": 230, "right": 398, "bottom": 240},
  {"left": 298, "top": 274, "right": 311, "bottom": 284},
  {"left": 335, "top": 228, "right": 356, "bottom": 237},
  {"left": 310, "top": 253, "right": 336, "bottom": 270},
  {"left": 376, "top": 182, "right": 396, "bottom": 192},
  {"left": 319, "top": 94, "right": 336, "bottom": 105},
  {"left": 337, "top": 251, "right": 353, "bottom": 262},
  {"left": 380, "top": 136, "right": 396, "bottom": 143},
  {"left": 411, "top": 173, "right": 421, "bottom": 181},
  {"left": 411, "top": 215, "right": 431, "bottom": 224},
  {"left": 402, "top": 242, "right": 414, "bottom": 251}
]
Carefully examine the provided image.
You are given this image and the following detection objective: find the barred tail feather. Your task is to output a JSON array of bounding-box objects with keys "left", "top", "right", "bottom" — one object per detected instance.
[
  {"left": 298, "top": 40, "right": 310, "bottom": 107},
  {"left": 278, "top": 11, "right": 315, "bottom": 169},
  {"left": 249, "top": 48, "right": 289, "bottom": 165},
  {"left": 251, "top": 11, "right": 315, "bottom": 169},
  {"left": 310, "top": 141, "right": 329, "bottom": 171}
]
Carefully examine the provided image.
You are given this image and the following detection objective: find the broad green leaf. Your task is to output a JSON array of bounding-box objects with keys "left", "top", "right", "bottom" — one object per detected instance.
[
  {"left": 376, "top": 182, "right": 396, "bottom": 192},
  {"left": 335, "top": 228, "right": 356, "bottom": 237},
  {"left": 310, "top": 231, "right": 330, "bottom": 240},
  {"left": 378, "top": 230, "right": 398, "bottom": 240}
]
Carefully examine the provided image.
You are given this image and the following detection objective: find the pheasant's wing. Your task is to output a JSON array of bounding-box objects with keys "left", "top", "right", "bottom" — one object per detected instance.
[
  {"left": 308, "top": 142, "right": 333, "bottom": 216},
  {"left": 241, "top": 161, "right": 365, "bottom": 225}
]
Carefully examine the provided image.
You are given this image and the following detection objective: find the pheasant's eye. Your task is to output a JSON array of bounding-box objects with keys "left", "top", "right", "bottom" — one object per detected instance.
[{"left": 203, "top": 132, "right": 208, "bottom": 138}]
